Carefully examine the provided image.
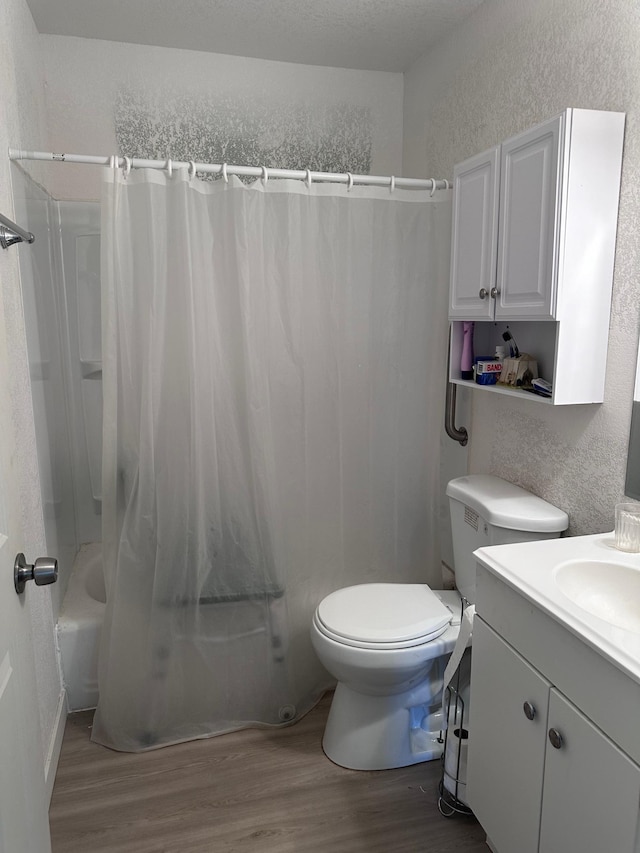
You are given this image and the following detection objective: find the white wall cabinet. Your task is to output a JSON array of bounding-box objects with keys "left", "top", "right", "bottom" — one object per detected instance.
[
  {"left": 448, "top": 108, "right": 625, "bottom": 404},
  {"left": 449, "top": 148, "right": 500, "bottom": 320},
  {"left": 468, "top": 617, "right": 640, "bottom": 853},
  {"left": 496, "top": 115, "right": 562, "bottom": 320}
]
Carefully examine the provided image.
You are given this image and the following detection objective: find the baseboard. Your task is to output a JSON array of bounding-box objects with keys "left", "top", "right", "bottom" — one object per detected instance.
[{"left": 44, "top": 688, "right": 67, "bottom": 804}]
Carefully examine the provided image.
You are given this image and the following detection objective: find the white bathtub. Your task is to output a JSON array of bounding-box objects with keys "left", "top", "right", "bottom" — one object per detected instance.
[{"left": 57, "top": 543, "right": 105, "bottom": 711}]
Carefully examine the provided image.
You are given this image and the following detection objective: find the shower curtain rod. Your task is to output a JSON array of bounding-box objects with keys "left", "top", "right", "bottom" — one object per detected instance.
[{"left": 8, "top": 149, "right": 450, "bottom": 192}]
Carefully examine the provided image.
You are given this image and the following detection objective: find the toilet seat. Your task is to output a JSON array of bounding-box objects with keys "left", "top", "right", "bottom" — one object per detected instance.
[{"left": 315, "top": 583, "right": 453, "bottom": 650}]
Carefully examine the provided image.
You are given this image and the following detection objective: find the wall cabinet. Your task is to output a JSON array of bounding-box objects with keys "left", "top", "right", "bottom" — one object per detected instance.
[
  {"left": 448, "top": 108, "right": 625, "bottom": 404},
  {"left": 448, "top": 147, "right": 500, "bottom": 320},
  {"left": 468, "top": 618, "right": 640, "bottom": 853}
]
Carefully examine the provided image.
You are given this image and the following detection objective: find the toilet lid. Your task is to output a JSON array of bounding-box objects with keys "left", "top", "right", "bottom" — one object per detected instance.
[{"left": 316, "top": 584, "right": 452, "bottom": 646}]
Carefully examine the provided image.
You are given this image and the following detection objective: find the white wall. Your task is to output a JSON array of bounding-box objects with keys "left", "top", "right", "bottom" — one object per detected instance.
[
  {"left": 0, "top": 0, "right": 64, "bottom": 795},
  {"left": 40, "top": 35, "right": 404, "bottom": 201},
  {"left": 403, "top": 0, "right": 640, "bottom": 537}
]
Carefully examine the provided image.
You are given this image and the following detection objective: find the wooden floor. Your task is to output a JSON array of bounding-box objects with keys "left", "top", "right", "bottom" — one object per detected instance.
[{"left": 49, "top": 694, "right": 488, "bottom": 853}]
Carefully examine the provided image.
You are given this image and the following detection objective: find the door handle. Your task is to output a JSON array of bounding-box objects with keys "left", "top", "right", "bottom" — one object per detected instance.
[{"left": 14, "top": 553, "right": 58, "bottom": 594}]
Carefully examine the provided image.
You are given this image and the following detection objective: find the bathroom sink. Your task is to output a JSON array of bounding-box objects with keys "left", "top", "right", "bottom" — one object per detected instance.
[{"left": 555, "top": 560, "right": 640, "bottom": 633}]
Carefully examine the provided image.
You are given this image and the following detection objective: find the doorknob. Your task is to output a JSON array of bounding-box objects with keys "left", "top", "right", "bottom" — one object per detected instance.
[{"left": 14, "top": 553, "right": 58, "bottom": 594}]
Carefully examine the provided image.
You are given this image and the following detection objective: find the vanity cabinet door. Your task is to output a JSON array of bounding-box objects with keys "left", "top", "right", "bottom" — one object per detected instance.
[
  {"left": 467, "top": 618, "right": 550, "bottom": 853},
  {"left": 539, "top": 689, "right": 640, "bottom": 853},
  {"left": 449, "top": 147, "right": 500, "bottom": 320}
]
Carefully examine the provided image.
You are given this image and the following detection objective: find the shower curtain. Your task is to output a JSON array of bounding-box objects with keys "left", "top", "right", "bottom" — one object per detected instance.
[{"left": 92, "top": 166, "right": 451, "bottom": 751}]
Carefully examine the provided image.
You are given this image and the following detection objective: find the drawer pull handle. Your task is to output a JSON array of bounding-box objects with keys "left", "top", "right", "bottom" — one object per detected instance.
[
  {"left": 548, "top": 728, "right": 563, "bottom": 749},
  {"left": 523, "top": 701, "right": 536, "bottom": 721}
]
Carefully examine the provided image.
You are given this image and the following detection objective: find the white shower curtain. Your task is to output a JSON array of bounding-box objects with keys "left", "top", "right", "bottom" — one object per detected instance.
[{"left": 92, "top": 167, "right": 451, "bottom": 751}]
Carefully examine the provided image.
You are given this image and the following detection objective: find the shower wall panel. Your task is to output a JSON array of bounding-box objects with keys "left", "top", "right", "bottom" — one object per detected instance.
[
  {"left": 11, "top": 167, "right": 78, "bottom": 616},
  {"left": 56, "top": 201, "right": 102, "bottom": 546}
]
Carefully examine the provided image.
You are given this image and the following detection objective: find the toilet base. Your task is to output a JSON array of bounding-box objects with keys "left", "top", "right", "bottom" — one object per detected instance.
[{"left": 322, "top": 680, "right": 446, "bottom": 771}]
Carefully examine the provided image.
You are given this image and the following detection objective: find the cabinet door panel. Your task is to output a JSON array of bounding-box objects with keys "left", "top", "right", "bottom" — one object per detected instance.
[
  {"left": 540, "top": 689, "right": 640, "bottom": 853},
  {"left": 496, "top": 116, "right": 562, "bottom": 319},
  {"left": 467, "top": 618, "right": 550, "bottom": 853},
  {"left": 449, "top": 147, "right": 499, "bottom": 319}
]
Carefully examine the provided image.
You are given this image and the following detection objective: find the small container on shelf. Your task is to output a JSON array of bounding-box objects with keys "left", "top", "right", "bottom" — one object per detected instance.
[
  {"left": 498, "top": 354, "right": 538, "bottom": 389},
  {"left": 475, "top": 360, "right": 502, "bottom": 385}
]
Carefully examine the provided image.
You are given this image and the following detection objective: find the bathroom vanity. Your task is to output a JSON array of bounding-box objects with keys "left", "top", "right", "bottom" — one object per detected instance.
[{"left": 467, "top": 533, "right": 640, "bottom": 853}]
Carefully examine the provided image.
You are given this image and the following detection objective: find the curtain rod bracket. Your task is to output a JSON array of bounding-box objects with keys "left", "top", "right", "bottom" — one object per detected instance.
[{"left": 0, "top": 212, "right": 35, "bottom": 249}]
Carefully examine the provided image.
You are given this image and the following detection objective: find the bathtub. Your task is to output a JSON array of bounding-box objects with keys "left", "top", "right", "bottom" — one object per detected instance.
[{"left": 57, "top": 543, "right": 105, "bottom": 711}]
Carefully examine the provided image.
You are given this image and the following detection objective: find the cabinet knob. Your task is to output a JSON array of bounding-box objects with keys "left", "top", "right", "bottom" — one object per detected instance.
[
  {"left": 523, "top": 701, "right": 536, "bottom": 721},
  {"left": 478, "top": 288, "right": 488, "bottom": 300},
  {"left": 490, "top": 287, "right": 500, "bottom": 298},
  {"left": 548, "top": 728, "right": 563, "bottom": 749}
]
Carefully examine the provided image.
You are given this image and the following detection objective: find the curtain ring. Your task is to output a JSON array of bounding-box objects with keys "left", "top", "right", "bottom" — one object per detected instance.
[
  {"left": 305, "top": 169, "right": 312, "bottom": 189},
  {"left": 262, "top": 165, "right": 269, "bottom": 186},
  {"left": 445, "top": 179, "right": 450, "bottom": 190},
  {"left": 188, "top": 160, "right": 196, "bottom": 180},
  {"left": 221, "top": 162, "right": 229, "bottom": 183},
  {"left": 347, "top": 172, "right": 354, "bottom": 192},
  {"left": 166, "top": 159, "right": 173, "bottom": 179},
  {"left": 109, "top": 154, "right": 117, "bottom": 171},
  {"left": 389, "top": 175, "right": 395, "bottom": 193},
  {"left": 122, "top": 156, "right": 132, "bottom": 178},
  {"left": 430, "top": 178, "right": 438, "bottom": 197}
]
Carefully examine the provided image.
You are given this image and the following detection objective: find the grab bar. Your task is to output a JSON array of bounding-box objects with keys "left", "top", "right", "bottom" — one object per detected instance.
[
  {"left": 445, "top": 381, "right": 468, "bottom": 446},
  {"left": 445, "top": 325, "right": 468, "bottom": 446},
  {"left": 0, "top": 211, "right": 34, "bottom": 249}
]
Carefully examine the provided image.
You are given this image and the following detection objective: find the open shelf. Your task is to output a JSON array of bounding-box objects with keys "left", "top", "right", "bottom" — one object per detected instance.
[
  {"left": 451, "top": 378, "right": 554, "bottom": 403},
  {"left": 449, "top": 320, "right": 558, "bottom": 404}
]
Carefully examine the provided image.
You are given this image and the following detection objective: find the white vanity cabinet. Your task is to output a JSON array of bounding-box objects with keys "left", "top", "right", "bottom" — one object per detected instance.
[
  {"left": 448, "top": 108, "right": 625, "bottom": 404},
  {"left": 468, "top": 617, "right": 640, "bottom": 853}
]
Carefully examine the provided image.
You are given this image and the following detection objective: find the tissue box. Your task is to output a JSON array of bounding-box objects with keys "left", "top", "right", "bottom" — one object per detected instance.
[
  {"left": 475, "top": 360, "right": 503, "bottom": 385},
  {"left": 498, "top": 355, "right": 538, "bottom": 389}
]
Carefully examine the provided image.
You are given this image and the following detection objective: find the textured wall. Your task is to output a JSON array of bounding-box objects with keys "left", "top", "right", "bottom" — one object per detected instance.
[
  {"left": 403, "top": 0, "right": 640, "bottom": 537},
  {"left": 0, "top": 0, "right": 62, "bottom": 787},
  {"left": 40, "top": 36, "right": 403, "bottom": 201}
]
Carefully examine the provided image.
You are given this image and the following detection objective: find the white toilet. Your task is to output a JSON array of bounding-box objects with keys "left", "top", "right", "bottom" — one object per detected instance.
[{"left": 310, "top": 474, "right": 568, "bottom": 770}]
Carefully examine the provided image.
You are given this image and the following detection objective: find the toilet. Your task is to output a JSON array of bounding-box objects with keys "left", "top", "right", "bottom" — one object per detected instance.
[{"left": 310, "top": 474, "right": 568, "bottom": 770}]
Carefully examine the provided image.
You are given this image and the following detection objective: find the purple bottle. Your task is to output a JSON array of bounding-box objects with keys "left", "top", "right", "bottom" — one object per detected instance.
[{"left": 461, "top": 322, "right": 475, "bottom": 380}]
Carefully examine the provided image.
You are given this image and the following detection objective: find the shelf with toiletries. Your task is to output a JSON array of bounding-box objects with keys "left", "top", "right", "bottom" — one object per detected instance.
[
  {"left": 449, "top": 321, "right": 559, "bottom": 403},
  {"left": 447, "top": 108, "right": 625, "bottom": 405}
]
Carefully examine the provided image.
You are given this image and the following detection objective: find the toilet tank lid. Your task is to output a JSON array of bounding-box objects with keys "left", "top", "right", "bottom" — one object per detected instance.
[{"left": 446, "top": 475, "right": 568, "bottom": 533}]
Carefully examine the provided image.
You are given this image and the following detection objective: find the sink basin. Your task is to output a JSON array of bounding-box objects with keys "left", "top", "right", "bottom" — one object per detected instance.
[{"left": 555, "top": 560, "right": 640, "bottom": 633}]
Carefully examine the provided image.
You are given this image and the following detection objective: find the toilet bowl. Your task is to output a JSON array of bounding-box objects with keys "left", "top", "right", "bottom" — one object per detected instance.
[
  {"left": 311, "top": 475, "right": 569, "bottom": 771},
  {"left": 311, "top": 584, "right": 463, "bottom": 770}
]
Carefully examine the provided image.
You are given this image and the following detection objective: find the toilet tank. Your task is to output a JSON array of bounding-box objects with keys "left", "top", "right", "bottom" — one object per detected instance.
[{"left": 446, "top": 475, "right": 568, "bottom": 604}]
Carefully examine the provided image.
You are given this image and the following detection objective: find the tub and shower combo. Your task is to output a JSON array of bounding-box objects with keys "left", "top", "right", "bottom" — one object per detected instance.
[
  {"left": 57, "top": 545, "right": 104, "bottom": 711},
  {"left": 17, "top": 150, "right": 452, "bottom": 749}
]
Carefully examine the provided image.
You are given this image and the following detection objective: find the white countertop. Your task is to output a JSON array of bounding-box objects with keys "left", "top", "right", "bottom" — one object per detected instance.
[{"left": 474, "top": 532, "right": 640, "bottom": 685}]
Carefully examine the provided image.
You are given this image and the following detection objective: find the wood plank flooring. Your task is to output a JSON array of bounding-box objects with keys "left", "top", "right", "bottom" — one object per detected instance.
[{"left": 49, "top": 694, "right": 488, "bottom": 852}]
